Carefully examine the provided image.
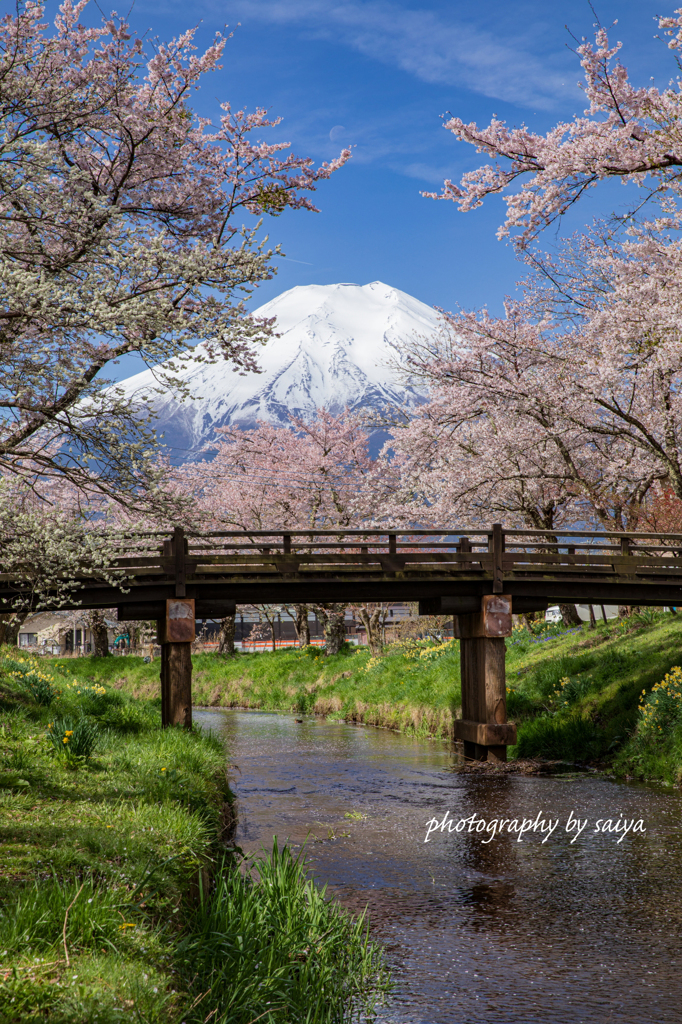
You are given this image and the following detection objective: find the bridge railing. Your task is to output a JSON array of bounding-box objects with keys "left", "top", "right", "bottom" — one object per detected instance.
[
  {"left": 7, "top": 525, "right": 682, "bottom": 611},
  {"left": 501, "top": 528, "right": 682, "bottom": 580},
  {"left": 80, "top": 525, "right": 682, "bottom": 583}
]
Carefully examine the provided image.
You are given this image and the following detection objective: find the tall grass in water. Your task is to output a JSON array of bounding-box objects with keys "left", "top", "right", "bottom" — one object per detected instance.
[{"left": 177, "top": 840, "right": 391, "bottom": 1024}]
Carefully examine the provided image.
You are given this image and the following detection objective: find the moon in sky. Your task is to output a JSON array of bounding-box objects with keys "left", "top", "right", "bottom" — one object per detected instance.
[{"left": 329, "top": 125, "right": 346, "bottom": 142}]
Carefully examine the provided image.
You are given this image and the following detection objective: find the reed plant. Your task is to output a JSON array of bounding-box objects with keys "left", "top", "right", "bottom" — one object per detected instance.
[{"left": 177, "top": 840, "right": 391, "bottom": 1024}]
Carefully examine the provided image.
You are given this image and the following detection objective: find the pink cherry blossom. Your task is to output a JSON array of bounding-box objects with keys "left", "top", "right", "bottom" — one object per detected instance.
[
  {"left": 0, "top": 3, "right": 349, "bottom": 500},
  {"left": 426, "top": 10, "right": 682, "bottom": 243}
]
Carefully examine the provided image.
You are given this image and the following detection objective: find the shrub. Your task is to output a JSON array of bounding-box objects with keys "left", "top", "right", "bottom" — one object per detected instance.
[
  {"left": 551, "top": 675, "right": 593, "bottom": 710},
  {"left": 1, "top": 656, "right": 61, "bottom": 705},
  {"left": 638, "top": 666, "right": 682, "bottom": 735}
]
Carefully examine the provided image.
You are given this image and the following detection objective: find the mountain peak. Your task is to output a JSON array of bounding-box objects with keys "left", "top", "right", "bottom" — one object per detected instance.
[{"left": 115, "top": 281, "right": 441, "bottom": 460}]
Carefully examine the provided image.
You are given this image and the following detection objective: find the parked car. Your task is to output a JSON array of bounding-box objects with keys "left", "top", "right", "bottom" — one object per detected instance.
[{"left": 545, "top": 606, "right": 563, "bottom": 623}]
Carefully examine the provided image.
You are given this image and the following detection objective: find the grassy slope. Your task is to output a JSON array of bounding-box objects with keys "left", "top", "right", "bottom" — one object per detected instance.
[
  {"left": 0, "top": 657, "right": 389, "bottom": 1023},
  {"left": 45, "top": 614, "right": 682, "bottom": 784},
  {"left": 0, "top": 660, "right": 229, "bottom": 1022},
  {"left": 505, "top": 617, "right": 682, "bottom": 770},
  {"left": 69, "top": 643, "right": 460, "bottom": 739}
]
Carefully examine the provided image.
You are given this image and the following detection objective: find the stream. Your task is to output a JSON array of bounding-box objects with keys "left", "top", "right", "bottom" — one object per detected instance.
[{"left": 194, "top": 708, "right": 682, "bottom": 1024}]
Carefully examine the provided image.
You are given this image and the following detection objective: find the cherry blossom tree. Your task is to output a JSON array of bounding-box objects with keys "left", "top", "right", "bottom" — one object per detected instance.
[
  {"left": 283, "top": 604, "right": 311, "bottom": 647},
  {"left": 182, "top": 408, "right": 391, "bottom": 532},
  {"left": 88, "top": 609, "right": 110, "bottom": 658},
  {"left": 0, "top": 612, "right": 27, "bottom": 647},
  {"left": 216, "top": 614, "right": 237, "bottom": 655},
  {"left": 412, "top": 6, "right": 682, "bottom": 527},
  {"left": 0, "top": 2, "right": 348, "bottom": 501},
  {"left": 173, "top": 408, "right": 396, "bottom": 654},
  {"left": 351, "top": 602, "right": 391, "bottom": 656},
  {"left": 313, "top": 604, "right": 347, "bottom": 656},
  {"left": 427, "top": 10, "right": 682, "bottom": 244},
  {"left": 0, "top": 475, "right": 132, "bottom": 614},
  {"left": 640, "top": 485, "right": 682, "bottom": 533},
  {"left": 391, "top": 300, "right": 662, "bottom": 534}
]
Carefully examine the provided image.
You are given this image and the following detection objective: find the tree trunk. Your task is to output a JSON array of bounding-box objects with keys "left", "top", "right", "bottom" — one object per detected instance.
[
  {"left": 588, "top": 604, "right": 596, "bottom": 629},
  {"left": 356, "top": 604, "right": 384, "bottom": 656},
  {"left": 315, "top": 604, "right": 347, "bottom": 656},
  {"left": 89, "top": 609, "right": 110, "bottom": 657},
  {"left": 292, "top": 604, "right": 310, "bottom": 647},
  {"left": 253, "top": 605, "right": 277, "bottom": 651},
  {"left": 217, "top": 612, "right": 236, "bottom": 655},
  {"left": 619, "top": 605, "right": 632, "bottom": 619},
  {"left": 0, "top": 611, "right": 27, "bottom": 647},
  {"left": 559, "top": 603, "right": 582, "bottom": 627},
  {"left": 326, "top": 610, "right": 346, "bottom": 655}
]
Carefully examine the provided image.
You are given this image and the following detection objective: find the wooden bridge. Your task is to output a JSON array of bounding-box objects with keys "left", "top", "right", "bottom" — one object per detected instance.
[{"left": 5, "top": 524, "right": 682, "bottom": 762}]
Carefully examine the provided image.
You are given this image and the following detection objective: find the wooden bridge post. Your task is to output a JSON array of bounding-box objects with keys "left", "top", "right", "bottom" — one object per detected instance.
[
  {"left": 159, "top": 620, "right": 194, "bottom": 730},
  {"left": 159, "top": 599, "right": 195, "bottom": 728},
  {"left": 453, "top": 595, "right": 516, "bottom": 763},
  {"left": 159, "top": 527, "right": 195, "bottom": 728}
]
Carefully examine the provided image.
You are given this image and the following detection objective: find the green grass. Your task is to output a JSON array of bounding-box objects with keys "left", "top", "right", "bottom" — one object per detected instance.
[
  {"left": 34, "top": 613, "right": 682, "bottom": 784},
  {"left": 177, "top": 840, "right": 390, "bottom": 1024},
  {"left": 0, "top": 652, "right": 389, "bottom": 1022},
  {"left": 0, "top": 654, "right": 227, "bottom": 1022},
  {"left": 52, "top": 641, "right": 460, "bottom": 739}
]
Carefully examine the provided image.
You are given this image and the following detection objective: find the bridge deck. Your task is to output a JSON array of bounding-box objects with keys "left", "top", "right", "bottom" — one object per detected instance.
[{"left": 5, "top": 525, "right": 682, "bottom": 614}]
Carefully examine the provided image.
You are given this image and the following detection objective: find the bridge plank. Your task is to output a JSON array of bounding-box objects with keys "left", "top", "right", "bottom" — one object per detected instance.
[{"left": 185, "top": 551, "right": 490, "bottom": 565}]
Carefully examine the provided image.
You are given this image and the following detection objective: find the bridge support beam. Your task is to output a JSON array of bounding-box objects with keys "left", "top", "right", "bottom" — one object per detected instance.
[
  {"left": 158, "top": 599, "right": 195, "bottom": 729},
  {"left": 160, "top": 642, "right": 193, "bottom": 729},
  {"left": 453, "top": 596, "right": 516, "bottom": 763}
]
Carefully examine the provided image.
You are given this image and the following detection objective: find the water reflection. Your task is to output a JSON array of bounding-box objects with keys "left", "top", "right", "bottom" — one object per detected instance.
[{"left": 195, "top": 709, "right": 682, "bottom": 1024}]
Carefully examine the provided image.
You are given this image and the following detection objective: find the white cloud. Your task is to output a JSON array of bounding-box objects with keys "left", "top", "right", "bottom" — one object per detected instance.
[
  {"left": 400, "top": 161, "right": 459, "bottom": 185},
  {"left": 224, "top": 0, "right": 572, "bottom": 109}
]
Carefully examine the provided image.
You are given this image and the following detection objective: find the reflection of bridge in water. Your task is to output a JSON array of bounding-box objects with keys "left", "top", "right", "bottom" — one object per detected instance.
[{"left": 5, "top": 524, "right": 682, "bottom": 761}]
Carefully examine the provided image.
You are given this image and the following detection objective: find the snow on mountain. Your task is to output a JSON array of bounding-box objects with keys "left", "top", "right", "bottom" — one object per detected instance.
[{"left": 115, "top": 281, "right": 442, "bottom": 459}]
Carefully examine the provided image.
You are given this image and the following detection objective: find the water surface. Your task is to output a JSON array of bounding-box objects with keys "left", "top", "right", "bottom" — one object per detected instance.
[{"left": 195, "top": 709, "right": 682, "bottom": 1024}]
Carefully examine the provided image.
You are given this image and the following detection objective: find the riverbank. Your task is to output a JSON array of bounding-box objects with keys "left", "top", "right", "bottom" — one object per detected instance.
[
  {"left": 0, "top": 652, "right": 389, "bottom": 1022},
  {"left": 55, "top": 611, "right": 682, "bottom": 784}
]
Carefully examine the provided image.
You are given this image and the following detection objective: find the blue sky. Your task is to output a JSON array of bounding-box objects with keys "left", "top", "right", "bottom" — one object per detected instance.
[{"left": 91, "top": 0, "right": 669, "bottom": 372}]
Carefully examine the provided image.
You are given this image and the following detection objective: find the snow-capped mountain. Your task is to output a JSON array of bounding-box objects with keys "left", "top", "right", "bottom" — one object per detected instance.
[{"left": 115, "top": 281, "right": 442, "bottom": 459}]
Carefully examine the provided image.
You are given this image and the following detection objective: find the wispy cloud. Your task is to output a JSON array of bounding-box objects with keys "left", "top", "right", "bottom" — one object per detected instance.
[
  {"left": 224, "top": 0, "right": 573, "bottom": 110},
  {"left": 400, "top": 161, "right": 459, "bottom": 185}
]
